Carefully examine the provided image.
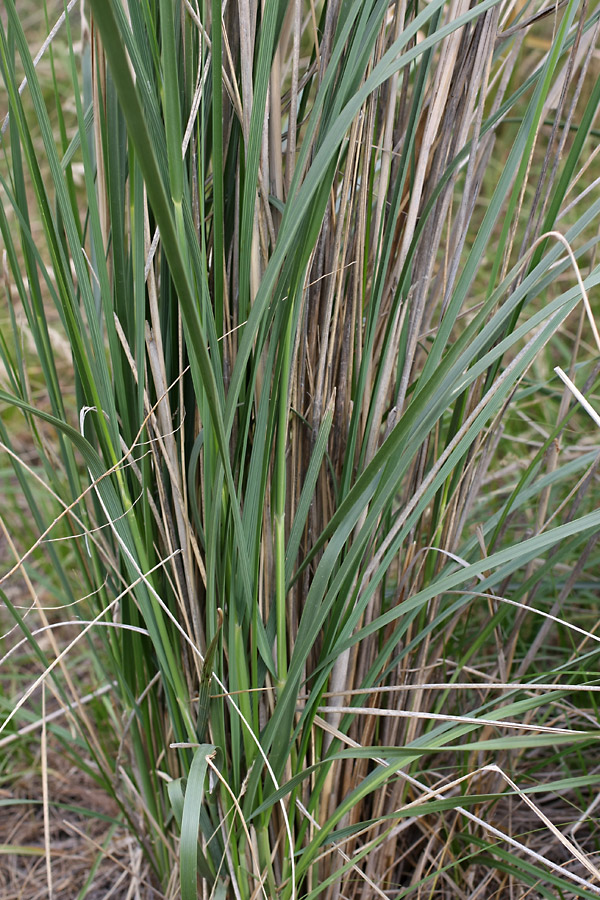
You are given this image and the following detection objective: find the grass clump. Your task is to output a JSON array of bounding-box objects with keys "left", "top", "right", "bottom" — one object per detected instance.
[{"left": 1, "top": 0, "right": 600, "bottom": 897}]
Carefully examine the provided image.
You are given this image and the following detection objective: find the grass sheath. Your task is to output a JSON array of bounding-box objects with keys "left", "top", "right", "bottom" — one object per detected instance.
[{"left": 1, "top": 0, "right": 600, "bottom": 897}]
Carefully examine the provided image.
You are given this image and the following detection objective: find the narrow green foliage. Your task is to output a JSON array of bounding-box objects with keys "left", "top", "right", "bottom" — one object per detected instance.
[{"left": 1, "top": 0, "right": 600, "bottom": 897}]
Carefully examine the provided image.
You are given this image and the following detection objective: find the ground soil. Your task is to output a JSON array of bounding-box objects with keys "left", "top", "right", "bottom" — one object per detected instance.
[{"left": 0, "top": 743, "right": 156, "bottom": 899}]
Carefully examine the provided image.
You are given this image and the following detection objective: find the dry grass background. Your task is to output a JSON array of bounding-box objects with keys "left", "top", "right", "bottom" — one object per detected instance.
[
  {"left": 0, "top": 535, "right": 142, "bottom": 897},
  {"left": 0, "top": 751, "right": 139, "bottom": 899}
]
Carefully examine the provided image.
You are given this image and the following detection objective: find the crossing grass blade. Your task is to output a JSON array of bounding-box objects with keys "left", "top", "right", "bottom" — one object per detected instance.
[{"left": 179, "top": 745, "right": 216, "bottom": 900}]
